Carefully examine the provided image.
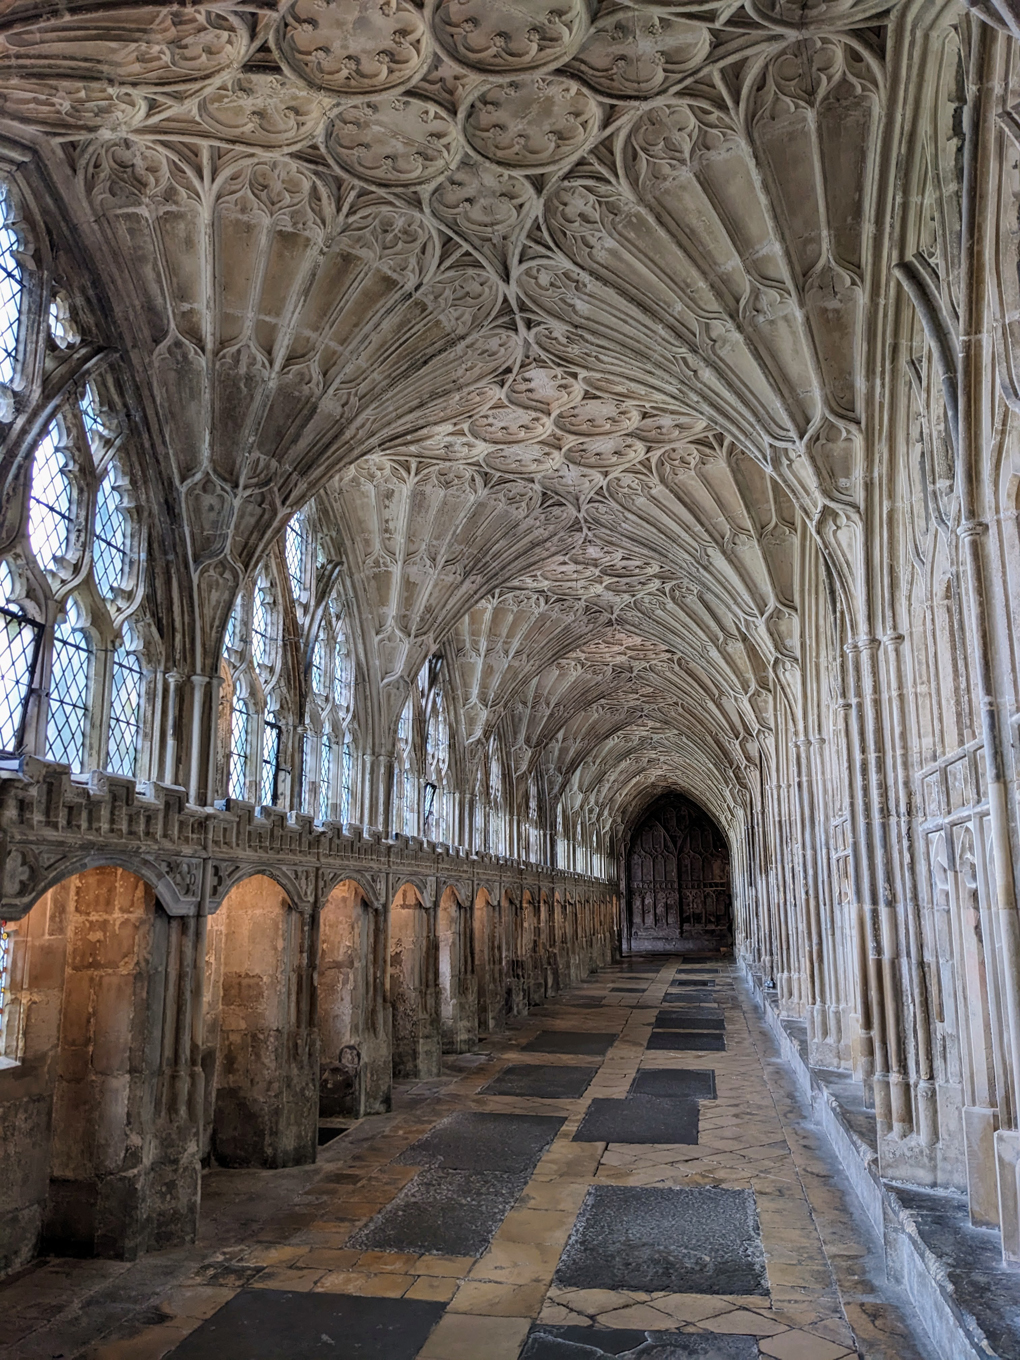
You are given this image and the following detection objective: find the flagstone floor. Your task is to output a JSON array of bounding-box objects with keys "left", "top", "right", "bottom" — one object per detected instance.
[{"left": 0, "top": 958, "right": 932, "bottom": 1360}]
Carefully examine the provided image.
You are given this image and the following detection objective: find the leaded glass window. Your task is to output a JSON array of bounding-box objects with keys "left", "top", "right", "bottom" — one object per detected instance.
[
  {"left": 48, "top": 291, "right": 78, "bottom": 350},
  {"left": 107, "top": 644, "right": 143, "bottom": 777},
  {"left": 79, "top": 382, "right": 106, "bottom": 453},
  {"left": 340, "top": 741, "right": 353, "bottom": 823},
  {"left": 28, "top": 421, "right": 74, "bottom": 573},
  {"left": 0, "top": 565, "right": 42, "bottom": 755},
  {"left": 260, "top": 720, "right": 280, "bottom": 807},
  {"left": 251, "top": 577, "right": 271, "bottom": 668},
  {"left": 225, "top": 594, "right": 241, "bottom": 652},
  {"left": 46, "top": 606, "right": 91, "bottom": 768},
  {"left": 312, "top": 631, "right": 326, "bottom": 695},
  {"left": 285, "top": 513, "right": 306, "bottom": 600},
  {"left": 319, "top": 732, "right": 332, "bottom": 822},
  {"left": 229, "top": 694, "right": 249, "bottom": 800},
  {"left": 334, "top": 625, "right": 352, "bottom": 713},
  {"left": 0, "top": 183, "right": 21, "bottom": 389},
  {"left": 92, "top": 468, "right": 128, "bottom": 600}
]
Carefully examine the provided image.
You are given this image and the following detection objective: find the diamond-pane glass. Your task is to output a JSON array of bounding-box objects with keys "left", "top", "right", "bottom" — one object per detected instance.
[
  {"left": 340, "top": 742, "right": 353, "bottom": 823},
  {"left": 334, "top": 628, "right": 352, "bottom": 712},
  {"left": 260, "top": 721, "right": 279, "bottom": 806},
  {"left": 312, "top": 631, "right": 326, "bottom": 694},
  {"left": 0, "top": 184, "right": 21, "bottom": 388},
  {"left": 28, "top": 423, "right": 73, "bottom": 573},
  {"left": 251, "top": 580, "right": 271, "bottom": 667},
  {"left": 398, "top": 695, "right": 412, "bottom": 747},
  {"left": 79, "top": 383, "right": 105, "bottom": 454},
  {"left": 0, "top": 606, "right": 41, "bottom": 752},
  {"left": 46, "top": 619, "right": 91, "bottom": 768},
  {"left": 302, "top": 729, "right": 315, "bottom": 814},
  {"left": 225, "top": 596, "right": 241, "bottom": 650},
  {"left": 107, "top": 647, "right": 142, "bottom": 777},
  {"left": 319, "top": 733, "right": 331, "bottom": 822},
  {"left": 93, "top": 469, "right": 127, "bottom": 600},
  {"left": 285, "top": 515, "right": 305, "bottom": 599},
  {"left": 229, "top": 696, "right": 249, "bottom": 800}
]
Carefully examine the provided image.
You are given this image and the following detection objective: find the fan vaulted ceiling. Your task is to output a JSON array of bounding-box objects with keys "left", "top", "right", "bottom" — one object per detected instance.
[{"left": 0, "top": 0, "right": 891, "bottom": 830}]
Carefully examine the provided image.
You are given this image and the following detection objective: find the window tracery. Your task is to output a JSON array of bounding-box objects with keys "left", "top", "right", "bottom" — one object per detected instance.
[
  {"left": 221, "top": 571, "right": 283, "bottom": 807},
  {"left": 304, "top": 579, "right": 355, "bottom": 825},
  {"left": 0, "top": 179, "right": 149, "bottom": 778},
  {"left": 220, "top": 509, "right": 360, "bottom": 823},
  {"left": 0, "top": 181, "right": 22, "bottom": 391}
]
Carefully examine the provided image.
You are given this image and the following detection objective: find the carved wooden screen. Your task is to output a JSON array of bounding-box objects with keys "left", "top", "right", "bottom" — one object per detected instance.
[{"left": 627, "top": 793, "right": 731, "bottom": 953}]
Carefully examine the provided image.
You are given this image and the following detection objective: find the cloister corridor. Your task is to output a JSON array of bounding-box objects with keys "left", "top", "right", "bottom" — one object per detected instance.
[
  {"left": 0, "top": 956, "right": 929, "bottom": 1360},
  {"left": 5, "top": 0, "right": 1020, "bottom": 1355}
]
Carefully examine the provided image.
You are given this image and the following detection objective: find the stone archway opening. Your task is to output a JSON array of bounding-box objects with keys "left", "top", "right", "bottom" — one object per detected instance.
[
  {"left": 625, "top": 792, "right": 732, "bottom": 956},
  {"left": 1, "top": 866, "right": 201, "bottom": 1267}
]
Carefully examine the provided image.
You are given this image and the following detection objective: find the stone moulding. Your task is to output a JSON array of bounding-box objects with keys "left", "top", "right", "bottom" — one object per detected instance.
[
  {"left": 0, "top": 758, "right": 617, "bottom": 921},
  {"left": 744, "top": 963, "right": 998, "bottom": 1360}
]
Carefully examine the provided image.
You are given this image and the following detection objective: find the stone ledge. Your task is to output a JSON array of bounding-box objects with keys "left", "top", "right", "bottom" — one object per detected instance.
[{"left": 742, "top": 963, "right": 999, "bottom": 1360}]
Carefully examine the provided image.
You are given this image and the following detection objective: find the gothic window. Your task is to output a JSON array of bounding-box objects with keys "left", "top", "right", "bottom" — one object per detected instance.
[
  {"left": 0, "top": 185, "right": 148, "bottom": 777},
  {"left": 285, "top": 511, "right": 308, "bottom": 603},
  {"left": 92, "top": 466, "right": 130, "bottom": 601},
  {"left": 260, "top": 720, "right": 280, "bottom": 807},
  {"left": 302, "top": 564, "right": 356, "bottom": 825},
  {"left": 340, "top": 741, "right": 354, "bottom": 823},
  {"left": 424, "top": 673, "right": 449, "bottom": 842},
  {"left": 0, "top": 182, "right": 22, "bottom": 389},
  {"left": 394, "top": 690, "right": 418, "bottom": 836},
  {"left": 46, "top": 602, "right": 92, "bottom": 767},
  {"left": 251, "top": 576, "right": 272, "bottom": 669},
  {"left": 312, "top": 631, "right": 326, "bottom": 696},
  {"left": 488, "top": 741, "right": 507, "bottom": 857},
  {"left": 473, "top": 769, "right": 485, "bottom": 853},
  {"left": 229, "top": 693, "right": 250, "bottom": 801},
  {"left": 526, "top": 774, "right": 541, "bottom": 863},
  {"left": 28, "top": 420, "right": 75, "bottom": 574},
  {"left": 319, "top": 731, "right": 332, "bottom": 822},
  {"left": 107, "top": 639, "right": 144, "bottom": 778},
  {"left": 0, "top": 561, "right": 42, "bottom": 755}
]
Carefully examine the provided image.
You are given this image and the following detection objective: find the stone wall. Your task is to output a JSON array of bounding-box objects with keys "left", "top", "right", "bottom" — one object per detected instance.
[{"left": 0, "top": 806, "right": 618, "bottom": 1277}]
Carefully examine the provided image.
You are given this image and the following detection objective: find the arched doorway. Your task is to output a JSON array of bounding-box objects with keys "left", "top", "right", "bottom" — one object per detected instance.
[
  {"left": 0, "top": 866, "right": 202, "bottom": 1266},
  {"left": 626, "top": 793, "right": 732, "bottom": 954}
]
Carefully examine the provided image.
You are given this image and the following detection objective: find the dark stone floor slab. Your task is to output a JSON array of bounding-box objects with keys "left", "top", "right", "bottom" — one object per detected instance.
[
  {"left": 348, "top": 1167, "right": 528, "bottom": 1256},
  {"left": 610, "top": 986, "right": 647, "bottom": 993},
  {"left": 572, "top": 1095, "right": 699, "bottom": 1145},
  {"left": 669, "top": 978, "right": 716, "bottom": 987},
  {"left": 521, "top": 1326, "right": 758, "bottom": 1359},
  {"left": 554, "top": 1185, "right": 768, "bottom": 1296},
  {"left": 663, "top": 991, "right": 718, "bottom": 1006},
  {"left": 522, "top": 1030, "right": 618, "bottom": 1056},
  {"left": 655, "top": 1011, "right": 726, "bottom": 1031},
  {"left": 481, "top": 1064, "right": 598, "bottom": 1099},
  {"left": 396, "top": 1111, "right": 563, "bottom": 1173},
  {"left": 647, "top": 1030, "right": 727, "bottom": 1052},
  {"left": 167, "top": 1290, "right": 445, "bottom": 1360},
  {"left": 630, "top": 1068, "right": 717, "bottom": 1100}
]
